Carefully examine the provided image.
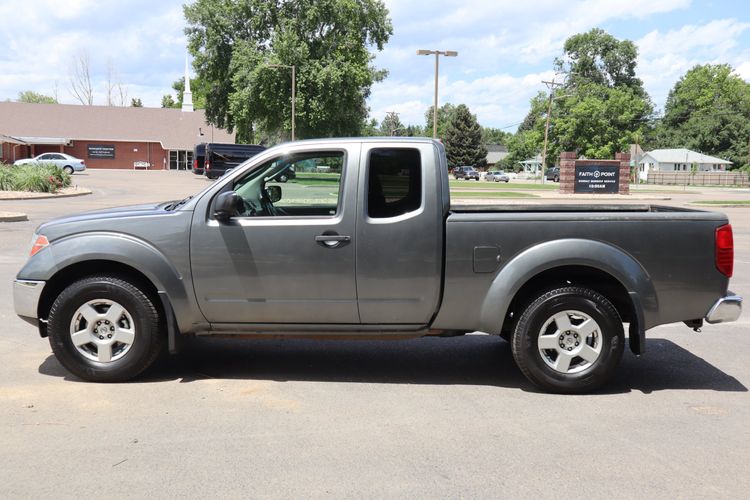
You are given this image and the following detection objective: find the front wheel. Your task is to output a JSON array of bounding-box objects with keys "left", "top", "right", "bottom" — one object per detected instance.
[
  {"left": 511, "top": 287, "right": 624, "bottom": 393},
  {"left": 47, "top": 275, "right": 164, "bottom": 382},
  {"left": 63, "top": 165, "right": 74, "bottom": 175}
]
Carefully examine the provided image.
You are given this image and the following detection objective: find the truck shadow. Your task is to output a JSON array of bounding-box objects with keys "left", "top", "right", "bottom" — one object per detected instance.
[{"left": 39, "top": 335, "right": 747, "bottom": 394}]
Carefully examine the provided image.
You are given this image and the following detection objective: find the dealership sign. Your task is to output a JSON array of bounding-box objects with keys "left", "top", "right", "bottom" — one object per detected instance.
[
  {"left": 87, "top": 144, "right": 115, "bottom": 159},
  {"left": 574, "top": 164, "right": 619, "bottom": 193}
]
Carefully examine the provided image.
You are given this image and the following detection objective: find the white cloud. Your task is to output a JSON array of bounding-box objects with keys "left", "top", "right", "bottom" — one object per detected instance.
[
  {"left": 369, "top": 70, "right": 555, "bottom": 128},
  {"left": 736, "top": 62, "right": 750, "bottom": 80},
  {"left": 636, "top": 19, "right": 750, "bottom": 108},
  {"left": 0, "top": 1, "right": 187, "bottom": 106}
]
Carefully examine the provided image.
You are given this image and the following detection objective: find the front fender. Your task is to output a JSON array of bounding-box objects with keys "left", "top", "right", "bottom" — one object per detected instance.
[
  {"left": 17, "top": 231, "right": 200, "bottom": 333},
  {"left": 478, "top": 238, "right": 658, "bottom": 335}
]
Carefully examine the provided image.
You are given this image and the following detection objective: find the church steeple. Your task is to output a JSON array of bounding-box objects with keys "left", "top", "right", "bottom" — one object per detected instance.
[{"left": 182, "top": 55, "right": 194, "bottom": 112}]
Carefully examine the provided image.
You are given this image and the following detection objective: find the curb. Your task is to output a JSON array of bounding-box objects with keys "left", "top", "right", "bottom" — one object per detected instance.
[
  {"left": 0, "top": 211, "right": 28, "bottom": 222},
  {"left": 0, "top": 187, "right": 92, "bottom": 201}
]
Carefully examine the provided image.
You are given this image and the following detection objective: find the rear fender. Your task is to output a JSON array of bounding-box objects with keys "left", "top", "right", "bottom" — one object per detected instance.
[{"left": 479, "top": 239, "right": 657, "bottom": 346}]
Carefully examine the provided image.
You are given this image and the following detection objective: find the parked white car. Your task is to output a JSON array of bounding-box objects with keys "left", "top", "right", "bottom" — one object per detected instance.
[
  {"left": 484, "top": 170, "right": 510, "bottom": 182},
  {"left": 14, "top": 153, "right": 86, "bottom": 174}
]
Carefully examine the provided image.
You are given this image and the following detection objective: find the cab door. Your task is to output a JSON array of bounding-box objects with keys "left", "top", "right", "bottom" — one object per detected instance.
[{"left": 190, "top": 144, "right": 361, "bottom": 324}]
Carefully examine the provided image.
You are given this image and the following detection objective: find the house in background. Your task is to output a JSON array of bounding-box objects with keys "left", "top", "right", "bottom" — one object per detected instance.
[
  {"left": 638, "top": 148, "right": 732, "bottom": 181},
  {"left": 485, "top": 144, "right": 509, "bottom": 167}
]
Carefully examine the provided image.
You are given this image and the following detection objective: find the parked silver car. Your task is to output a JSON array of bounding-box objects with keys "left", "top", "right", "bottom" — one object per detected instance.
[
  {"left": 14, "top": 153, "right": 86, "bottom": 174},
  {"left": 485, "top": 170, "right": 510, "bottom": 182}
]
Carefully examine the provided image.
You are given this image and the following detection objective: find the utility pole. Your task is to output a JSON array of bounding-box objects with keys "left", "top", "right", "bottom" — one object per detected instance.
[{"left": 540, "top": 79, "right": 563, "bottom": 182}]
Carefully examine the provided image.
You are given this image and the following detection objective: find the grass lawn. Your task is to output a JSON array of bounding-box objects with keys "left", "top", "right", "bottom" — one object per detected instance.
[
  {"left": 451, "top": 191, "right": 539, "bottom": 198},
  {"left": 450, "top": 180, "right": 559, "bottom": 190},
  {"left": 691, "top": 200, "right": 750, "bottom": 205},
  {"left": 290, "top": 173, "right": 341, "bottom": 186}
]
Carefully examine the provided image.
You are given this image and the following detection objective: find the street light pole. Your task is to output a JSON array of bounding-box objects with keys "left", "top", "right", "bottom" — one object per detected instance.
[
  {"left": 269, "top": 64, "right": 296, "bottom": 141},
  {"left": 417, "top": 49, "right": 458, "bottom": 139}
]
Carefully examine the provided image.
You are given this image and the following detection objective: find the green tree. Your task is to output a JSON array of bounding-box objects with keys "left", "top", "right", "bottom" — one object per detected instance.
[
  {"left": 515, "top": 28, "right": 653, "bottom": 166},
  {"left": 380, "top": 112, "right": 404, "bottom": 136},
  {"left": 17, "top": 91, "right": 57, "bottom": 104},
  {"left": 424, "top": 103, "right": 456, "bottom": 139},
  {"left": 184, "top": 0, "right": 393, "bottom": 142},
  {"left": 657, "top": 64, "right": 750, "bottom": 169},
  {"left": 555, "top": 27, "right": 643, "bottom": 92},
  {"left": 404, "top": 124, "right": 425, "bottom": 137},
  {"left": 161, "top": 94, "right": 177, "bottom": 108},
  {"left": 444, "top": 104, "right": 487, "bottom": 168},
  {"left": 130, "top": 97, "right": 143, "bottom": 107},
  {"left": 480, "top": 126, "right": 512, "bottom": 145},
  {"left": 360, "top": 117, "right": 381, "bottom": 136}
]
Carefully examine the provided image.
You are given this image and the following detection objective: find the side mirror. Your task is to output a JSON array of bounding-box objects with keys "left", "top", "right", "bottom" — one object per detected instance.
[
  {"left": 266, "top": 185, "right": 282, "bottom": 203},
  {"left": 214, "top": 191, "right": 243, "bottom": 221}
]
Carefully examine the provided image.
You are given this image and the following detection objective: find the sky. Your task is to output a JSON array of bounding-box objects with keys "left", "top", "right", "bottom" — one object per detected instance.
[{"left": 1, "top": 0, "right": 749, "bottom": 131}]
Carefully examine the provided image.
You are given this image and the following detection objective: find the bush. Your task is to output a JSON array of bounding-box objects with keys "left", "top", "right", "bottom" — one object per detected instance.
[
  {"left": 0, "top": 165, "right": 13, "bottom": 190},
  {"left": 0, "top": 163, "right": 72, "bottom": 193}
]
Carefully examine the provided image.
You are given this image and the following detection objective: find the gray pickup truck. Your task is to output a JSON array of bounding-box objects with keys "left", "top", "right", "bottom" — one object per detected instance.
[{"left": 14, "top": 138, "right": 741, "bottom": 393}]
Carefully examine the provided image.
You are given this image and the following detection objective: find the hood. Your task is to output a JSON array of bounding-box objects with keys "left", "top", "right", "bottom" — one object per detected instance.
[{"left": 37, "top": 201, "right": 176, "bottom": 234}]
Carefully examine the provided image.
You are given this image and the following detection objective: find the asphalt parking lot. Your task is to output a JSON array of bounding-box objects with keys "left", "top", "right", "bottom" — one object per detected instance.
[{"left": 1, "top": 170, "right": 750, "bottom": 498}]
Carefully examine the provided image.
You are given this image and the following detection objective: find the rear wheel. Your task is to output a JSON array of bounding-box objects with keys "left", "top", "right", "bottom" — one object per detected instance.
[
  {"left": 63, "top": 165, "right": 74, "bottom": 175},
  {"left": 47, "top": 276, "right": 164, "bottom": 382},
  {"left": 511, "top": 287, "right": 624, "bottom": 393}
]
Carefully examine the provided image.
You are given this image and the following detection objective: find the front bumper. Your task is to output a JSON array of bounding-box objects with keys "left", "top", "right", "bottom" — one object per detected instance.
[
  {"left": 13, "top": 279, "right": 45, "bottom": 325},
  {"left": 705, "top": 293, "right": 742, "bottom": 324}
]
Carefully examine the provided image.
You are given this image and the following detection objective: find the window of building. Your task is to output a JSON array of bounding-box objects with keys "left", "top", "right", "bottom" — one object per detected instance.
[{"left": 367, "top": 148, "right": 422, "bottom": 219}]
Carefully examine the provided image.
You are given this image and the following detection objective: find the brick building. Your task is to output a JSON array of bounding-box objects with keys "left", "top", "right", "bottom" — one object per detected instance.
[{"left": 0, "top": 102, "right": 234, "bottom": 170}]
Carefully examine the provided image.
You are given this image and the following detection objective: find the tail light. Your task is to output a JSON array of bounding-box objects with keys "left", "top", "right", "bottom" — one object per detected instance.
[
  {"left": 205, "top": 159, "right": 211, "bottom": 170},
  {"left": 715, "top": 224, "right": 734, "bottom": 277},
  {"left": 193, "top": 159, "right": 198, "bottom": 169}
]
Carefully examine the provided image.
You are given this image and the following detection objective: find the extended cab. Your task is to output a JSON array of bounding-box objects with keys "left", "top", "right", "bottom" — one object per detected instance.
[{"left": 14, "top": 138, "right": 741, "bottom": 393}]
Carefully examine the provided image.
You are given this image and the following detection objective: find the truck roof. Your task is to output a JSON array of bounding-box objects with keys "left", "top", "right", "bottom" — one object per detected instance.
[{"left": 274, "top": 137, "right": 441, "bottom": 147}]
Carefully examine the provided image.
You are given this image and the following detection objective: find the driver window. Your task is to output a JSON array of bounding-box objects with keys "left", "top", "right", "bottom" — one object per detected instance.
[{"left": 232, "top": 151, "right": 344, "bottom": 217}]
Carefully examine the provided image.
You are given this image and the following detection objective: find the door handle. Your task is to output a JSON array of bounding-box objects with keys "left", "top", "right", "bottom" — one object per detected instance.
[{"left": 315, "top": 234, "right": 351, "bottom": 248}]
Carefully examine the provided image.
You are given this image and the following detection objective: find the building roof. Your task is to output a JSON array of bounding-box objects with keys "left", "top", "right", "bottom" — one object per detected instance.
[
  {"left": 641, "top": 148, "right": 732, "bottom": 165},
  {"left": 0, "top": 102, "right": 234, "bottom": 150}
]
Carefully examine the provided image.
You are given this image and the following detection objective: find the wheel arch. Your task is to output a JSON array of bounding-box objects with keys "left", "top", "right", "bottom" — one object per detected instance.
[
  {"left": 27, "top": 233, "right": 198, "bottom": 336},
  {"left": 479, "top": 239, "right": 657, "bottom": 354},
  {"left": 38, "top": 260, "right": 163, "bottom": 333}
]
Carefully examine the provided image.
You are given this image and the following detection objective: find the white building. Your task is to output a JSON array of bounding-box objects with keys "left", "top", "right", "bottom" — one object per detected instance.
[
  {"left": 638, "top": 148, "right": 732, "bottom": 181},
  {"left": 519, "top": 154, "right": 543, "bottom": 176}
]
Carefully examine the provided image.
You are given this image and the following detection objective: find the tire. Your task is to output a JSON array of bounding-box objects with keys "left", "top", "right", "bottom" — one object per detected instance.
[
  {"left": 554, "top": 176, "right": 560, "bottom": 182},
  {"left": 63, "top": 165, "right": 74, "bottom": 175},
  {"left": 47, "top": 275, "right": 164, "bottom": 382},
  {"left": 511, "top": 287, "right": 624, "bottom": 393}
]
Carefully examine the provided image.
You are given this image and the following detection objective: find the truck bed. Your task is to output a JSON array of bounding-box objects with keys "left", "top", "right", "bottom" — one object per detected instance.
[{"left": 450, "top": 203, "right": 701, "bottom": 213}]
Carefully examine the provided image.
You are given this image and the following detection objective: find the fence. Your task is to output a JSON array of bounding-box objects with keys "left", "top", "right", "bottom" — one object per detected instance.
[{"left": 646, "top": 171, "right": 750, "bottom": 187}]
